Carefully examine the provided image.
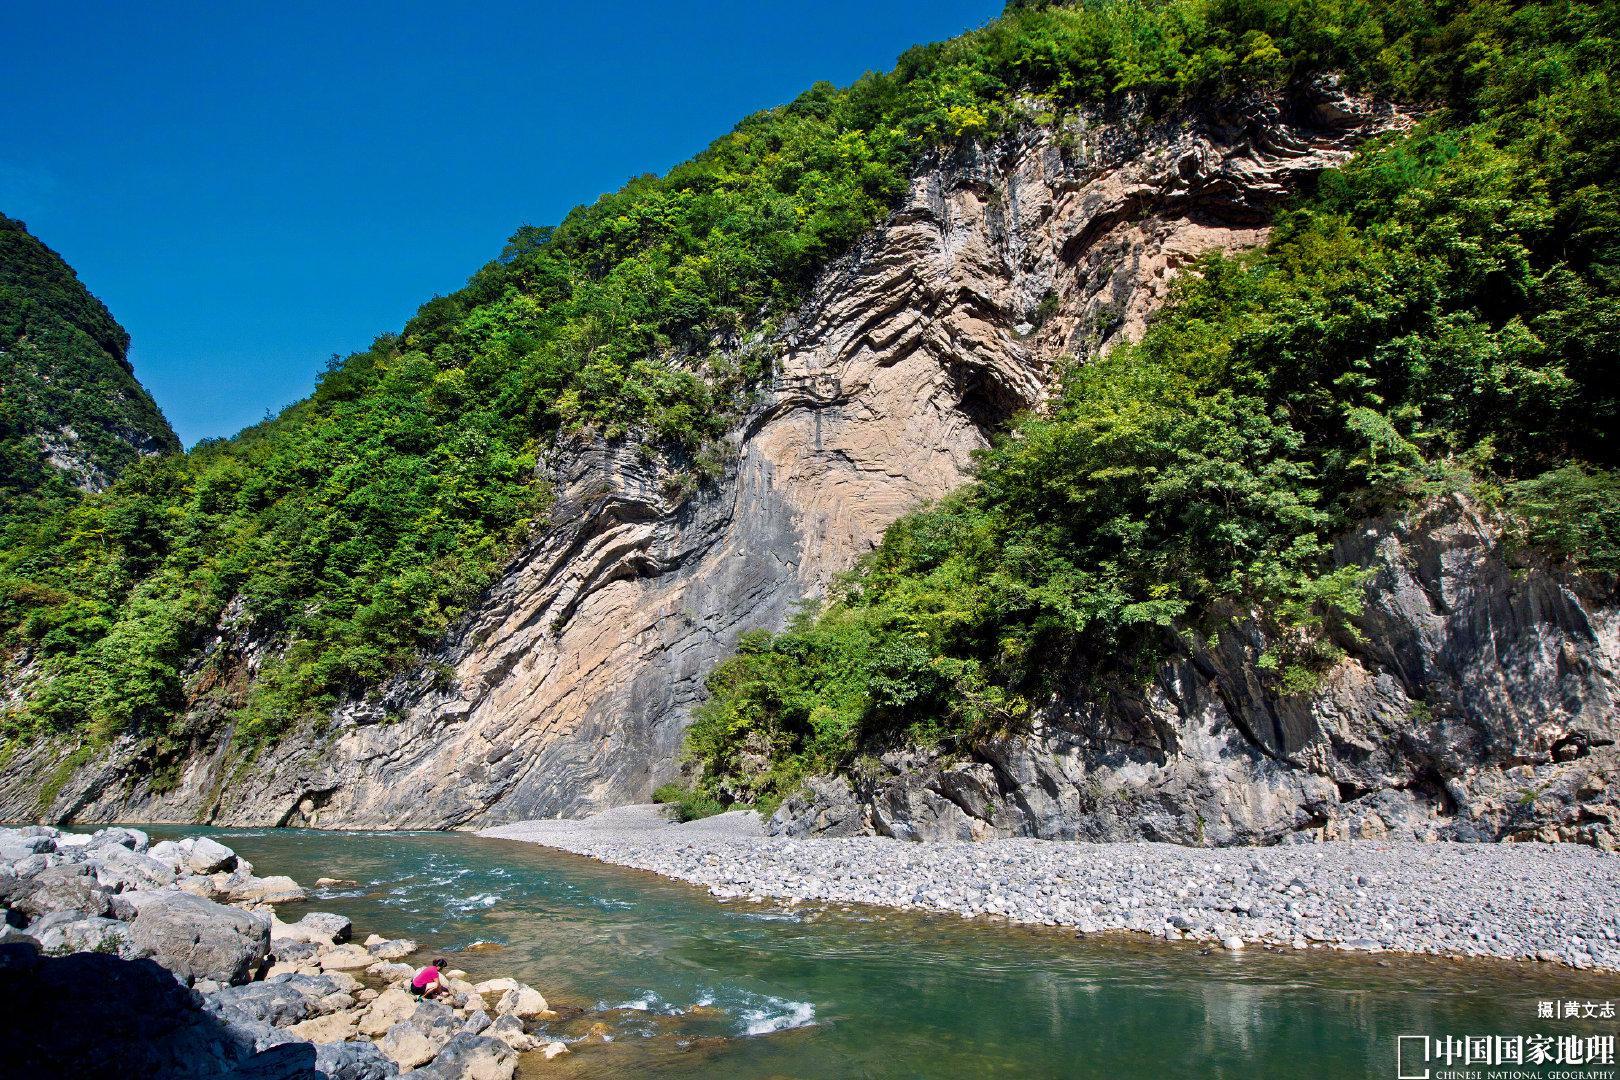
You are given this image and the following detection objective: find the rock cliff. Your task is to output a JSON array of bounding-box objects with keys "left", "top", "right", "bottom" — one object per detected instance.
[
  {"left": 2, "top": 87, "right": 1428, "bottom": 829},
  {"left": 771, "top": 496, "right": 1620, "bottom": 847}
]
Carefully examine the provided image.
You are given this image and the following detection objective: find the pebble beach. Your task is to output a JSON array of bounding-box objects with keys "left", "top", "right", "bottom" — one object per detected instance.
[{"left": 482, "top": 806, "right": 1620, "bottom": 972}]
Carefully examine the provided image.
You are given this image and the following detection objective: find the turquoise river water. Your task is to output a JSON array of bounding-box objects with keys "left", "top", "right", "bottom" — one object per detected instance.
[{"left": 142, "top": 827, "right": 1618, "bottom": 1079}]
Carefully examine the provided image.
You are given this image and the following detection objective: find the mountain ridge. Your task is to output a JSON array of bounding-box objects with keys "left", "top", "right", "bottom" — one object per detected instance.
[{"left": 0, "top": 213, "right": 179, "bottom": 506}]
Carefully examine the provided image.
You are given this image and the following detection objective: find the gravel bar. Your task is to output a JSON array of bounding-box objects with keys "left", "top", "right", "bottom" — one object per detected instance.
[{"left": 480, "top": 807, "right": 1620, "bottom": 972}]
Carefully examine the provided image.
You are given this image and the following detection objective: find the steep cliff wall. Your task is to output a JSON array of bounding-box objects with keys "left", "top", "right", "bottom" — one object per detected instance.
[
  {"left": 772, "top": 496, "right": 1620, "bottom": 848},
  {"left": 1, "top": 89, "right": 1408, "bottom": 827}
]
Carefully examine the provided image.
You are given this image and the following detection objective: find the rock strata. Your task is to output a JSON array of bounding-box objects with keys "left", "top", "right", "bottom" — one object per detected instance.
[
  {"left": 482, "top": 807, "right": 1620, "bottom": 971},
  {"left": 2, "top": 86, "right": 1411, "bottom": 828},
  {"left": 771, "top": 497, "right": 1620, "bottom": 848}
]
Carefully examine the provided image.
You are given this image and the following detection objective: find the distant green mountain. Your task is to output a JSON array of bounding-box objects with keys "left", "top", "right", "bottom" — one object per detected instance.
[{"left": 1, "top": 214, "right": 179, "bottom": 519}]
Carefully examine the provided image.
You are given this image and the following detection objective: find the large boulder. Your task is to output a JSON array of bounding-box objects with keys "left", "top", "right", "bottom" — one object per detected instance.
[
  {"left": 0, "top": 949, "right": 308, "bottom": 1079},
  {"left": 92, "top": 846, "right": 178, "bottom": 892},
  {"left": 149, "top": 836, "right": 238, "bottom": 876},
  {"left": 272, "top": 938, "right": 320, "bottom": 963},
  {"left": 318, "top": 943, "right": 374, "bottom": 971},
  {"left": 297, "top": 911, "right": 352, "bottom": 944},
  {"left": 288, "top": 1011, "right": 360, "bottom": 1043},
  {"left": 0, "top": 926, "right": 40, "bottom": 950},
  {"left": 378, "top": 1022, "right": 438, "bottom": 1070},
  {"left": 314, "top": 1041, "right": 399, "bottom": 1080},
  {"left": 123, "top": 890, "right": 271, "bottom": 986},
  {"left": 5, "top": 862, "right": 114, "bottom": 920},
  {"left": 483, "top": 1015, "right": 535, "bottom": 1053},
  {"left": 224, "top": 874, "right": 307, "bottom": 906},
  {"left": 409, "top": 1033, "right": 517, "bottom": 1080},
  {"left": 378, "top": 1002, "right": 457, "bottom": 1069},
  {"left": 358, "top": 988, "right": 417, "bottom": 1037},
  {"left": 274, "top": 911, "right": 352, "bottom": 946},
  {"left": 364, "top": 934, "right": 415, "bottom": 960},
  {"left": 0, "top": 828, "right": 57, "bottom": 860},
  {"left": 207, "top": 981, "right": 320, "bottom": 1027},
  {"left": 218, "top": 1042, "right": 320, "bottom": 1080},
  {"left": 493, "top": 983, "right": 548, "bottom": 1018},
  {"left": 367, "top": 960, "right": 414, "bottom": 982},
  {"left": 85, "top": 827, "right": 150, "bottom": 853},
  {"left": 34, "top": 915, "right": 132, "bottom": 956}
]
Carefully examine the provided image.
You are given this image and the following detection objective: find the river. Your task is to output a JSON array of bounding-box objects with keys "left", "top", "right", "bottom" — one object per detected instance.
[{"left": 144, "top": 827, "right": 1619, "bottom": 1079}]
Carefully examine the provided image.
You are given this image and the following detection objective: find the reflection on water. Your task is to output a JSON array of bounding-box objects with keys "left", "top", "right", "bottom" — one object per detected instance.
[{"left": 144, "top": 827, "right": 1620, "bottom": 1079}]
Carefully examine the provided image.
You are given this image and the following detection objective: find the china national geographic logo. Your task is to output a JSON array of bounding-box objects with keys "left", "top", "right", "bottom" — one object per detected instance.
[{"left": 1396, "top": 1034, "right": 1616, "bottom": 1079}]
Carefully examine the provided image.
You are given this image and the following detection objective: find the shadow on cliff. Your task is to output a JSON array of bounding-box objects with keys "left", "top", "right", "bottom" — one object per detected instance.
[{"left": 0, "top": 943, "right": 318, "bottom": 1079}]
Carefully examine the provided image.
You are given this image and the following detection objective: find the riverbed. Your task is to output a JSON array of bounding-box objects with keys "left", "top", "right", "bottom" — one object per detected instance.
[{"left": 145, "top": 826, "right": 1619, "bottom": 1079}]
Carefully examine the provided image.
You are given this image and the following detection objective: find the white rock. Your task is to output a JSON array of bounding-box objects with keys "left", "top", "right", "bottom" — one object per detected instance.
[{"left": 494, "top": 984, "right": 549, "bottom": 1018}]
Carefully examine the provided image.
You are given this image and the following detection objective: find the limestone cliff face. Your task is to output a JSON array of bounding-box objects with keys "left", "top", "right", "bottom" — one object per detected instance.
[
  {"left": 3, "top": 87, "right": 1409, "bottom": 828},
  {"left": 772, "top": 497, "right": 1620, "bottom": 849}
]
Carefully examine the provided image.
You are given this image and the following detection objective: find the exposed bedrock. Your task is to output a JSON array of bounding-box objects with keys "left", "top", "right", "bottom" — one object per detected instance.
[
  {"left": 5, "top": 87, "right": 1412, "bottom": 827},
  {"left": 771, "top": 497, "right": 1620, "bottom": 847}
]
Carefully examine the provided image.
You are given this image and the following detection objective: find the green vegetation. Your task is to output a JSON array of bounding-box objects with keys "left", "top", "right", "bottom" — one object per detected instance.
[
  {"left": 688, "top": 0, "right": 1620, "bottom": 808},
  {"left": 1, "top": 0, "right": 1446, "bottom": 759},
  {"left": 0, "top": 214, "right": 179, "bottom": 525},
  {"left": 651, "top": 781, "right": 728, "bottom": 823},
  {"left": 6, "top": 0, "right": 1618, "bottom": 803},
  {"left": 1506, "top": 465, "right": 1620, "bottom": 575}
]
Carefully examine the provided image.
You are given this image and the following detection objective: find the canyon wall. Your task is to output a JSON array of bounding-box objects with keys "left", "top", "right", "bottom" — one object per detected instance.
[
  {"left": 772, "top": 497, "right": 1620, "bottom": 848},
  {"left": 2, "top": 87, "right": 1430, "bottom": 829}
]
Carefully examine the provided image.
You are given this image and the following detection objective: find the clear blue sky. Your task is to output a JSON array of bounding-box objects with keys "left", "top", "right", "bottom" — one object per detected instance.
[{"left": 1, "top": 1, "right": 999, "bottom": 446}]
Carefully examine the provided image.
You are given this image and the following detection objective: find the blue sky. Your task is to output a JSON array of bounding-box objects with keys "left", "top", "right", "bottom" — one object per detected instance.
[{"left": 2, "top": 1, "right": 998, "bottom": 445}]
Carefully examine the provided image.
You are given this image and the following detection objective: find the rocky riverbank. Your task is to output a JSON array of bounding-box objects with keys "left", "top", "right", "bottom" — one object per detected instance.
[
  {"left": 0, "top": 826, "right": 563, "bottom": 1078},
  {"left": 483, "top": 806, "right": 1620, "bottom": 972}
]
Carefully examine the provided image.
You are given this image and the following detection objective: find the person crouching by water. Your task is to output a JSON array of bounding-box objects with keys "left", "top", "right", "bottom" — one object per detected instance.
[{"left": 411, "top": 959, "right": 449, "bottom": 998}]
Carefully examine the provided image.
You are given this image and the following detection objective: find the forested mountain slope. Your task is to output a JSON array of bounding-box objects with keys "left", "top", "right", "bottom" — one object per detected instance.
[
  {"left": 0, "top": 214, "right": 179, "bottom": 514},
  {"left": 1, "top": 0, "right": 1615, "bottom": 842}
]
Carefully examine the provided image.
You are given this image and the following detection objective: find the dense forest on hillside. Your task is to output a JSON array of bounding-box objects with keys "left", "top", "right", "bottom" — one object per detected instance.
[
  {"left": 0, "top": 214, "right": 179, "bottom": 523},
  {"left": 686, "top": 0, "right": 1620, "bottom": 809},
  {"left": 2, "top": 0, "right": 1615, "bottom": 783}
]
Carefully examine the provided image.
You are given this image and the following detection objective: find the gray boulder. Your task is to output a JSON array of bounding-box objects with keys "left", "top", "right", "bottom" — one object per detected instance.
[
  {"left": 378, "top": 1001, "right": 458, "bottom": 1069},
  {"left": 0, "top": 927, "right": 41, "bottom": 952},
  {"left": 0, "top": 828, "right": 57, "bottom": 860},
  {"left": 769, "top": 775, "right": 869, "bottom": 838},
  {"left": 208, "top": 980, "right": 321, "bottom": 1026},
  {"left": 5, "top": 862, "right": 114, "bottom": 919},
  {"left": 92, "top": 845, "right": 178, "bottom": 892},
  {"left": 36, "top": 915, "right": 132, "bottom": 956},
  {"left": 483, "top": 1014, "right": 534, "bottom": 1053},
  {"left": 124, "top": 890, "right": 271, "bottom": 985},
  {"left": 296, "top": 911, "right": 353, "bottom": 944},
  {"left": 86, "top": 827, "right": 150, "bottom": 853},
  {"left": 150, "top": 836, "right": 240, "bottom": 875},
  {"left": 219, "top": 1041, "right": 321, "bottom": 1080},
  {"left": 273, "top": 938, "right": 320, "bottom": 962},
  {"left": 314, "top": 1040, "right": 399, "bottom": 1080},
  {"left": 364, "top": 937, "right": 415, "bottom": 960},
  {"left": 408, "top": 1033, "right": 517, "bottom": 1080},
  {"left": 269, "top": 971, "right": 351, "bottom": 1005}
]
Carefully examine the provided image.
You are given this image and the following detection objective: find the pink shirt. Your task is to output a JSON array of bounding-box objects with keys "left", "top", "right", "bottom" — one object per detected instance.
[{"left": 412, "top": 966, "right": 441, "bottom": 989}]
